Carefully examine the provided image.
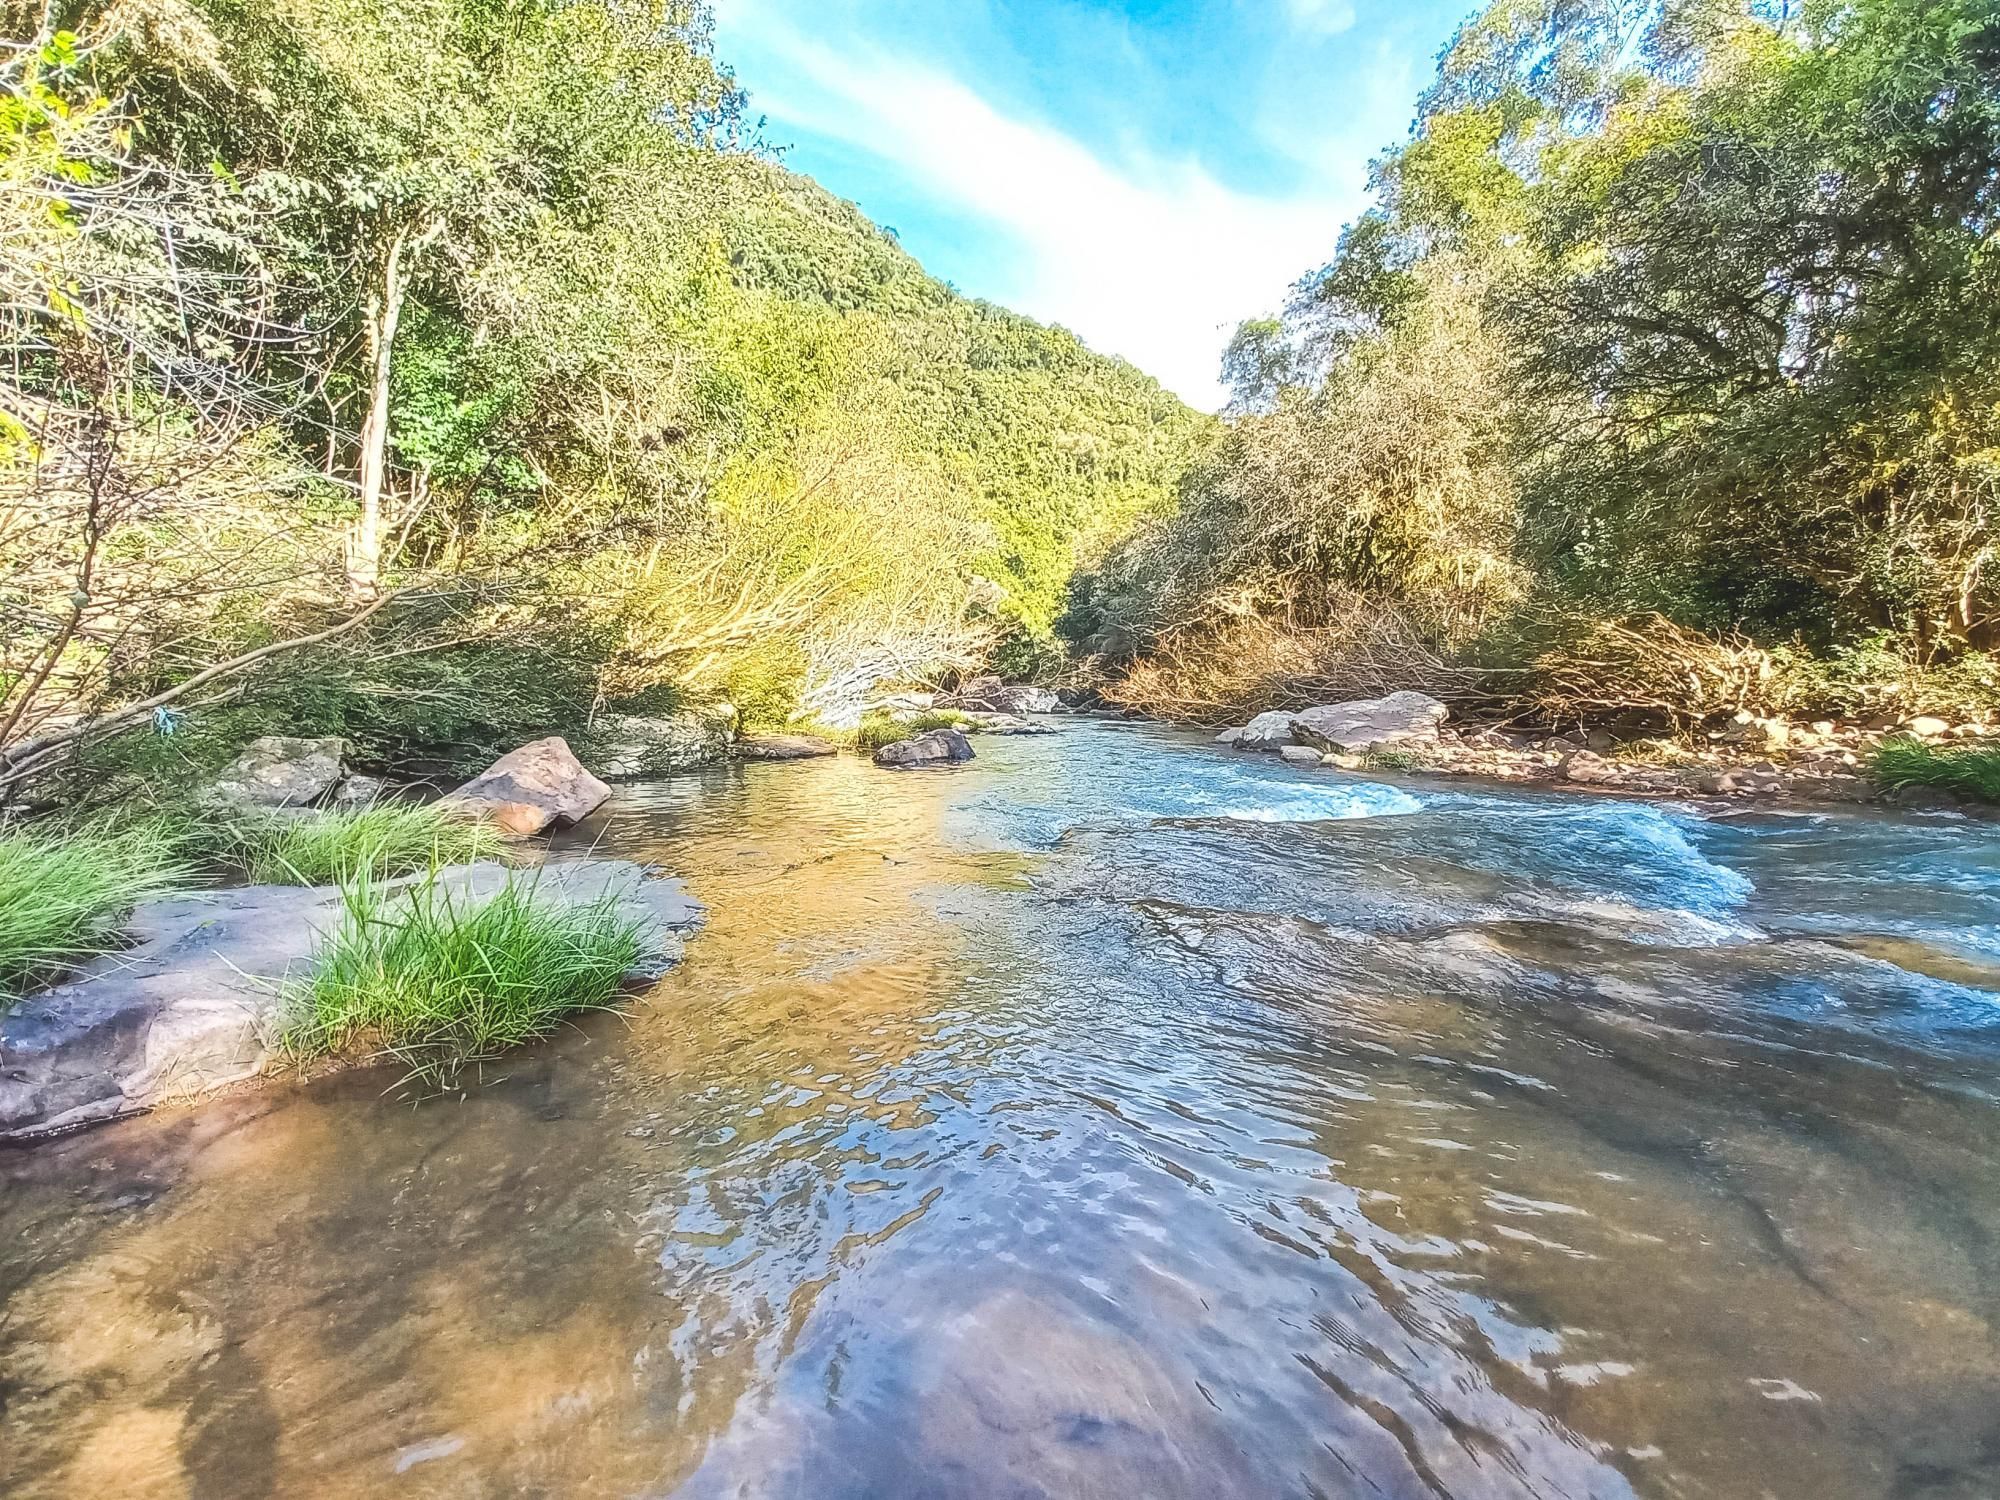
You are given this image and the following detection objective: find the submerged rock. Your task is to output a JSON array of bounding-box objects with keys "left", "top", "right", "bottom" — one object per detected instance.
[
  {"left": 874, "top": 728, "right": 976, "bottom": 767},
  {"left": 592, "top": 712, "right": 733, "bottom": 777},
  {"left": 0, "top": 860, "right": 702, "bottom": 1141},
  {"left": 737, "top": 733, "right": 839, "bottom": 760},
  {"left": 207, "top": 735, "right": 347, "bottom": 809},
  {"left": 443, "top": 736, "right": 611, "bottom": 835}
]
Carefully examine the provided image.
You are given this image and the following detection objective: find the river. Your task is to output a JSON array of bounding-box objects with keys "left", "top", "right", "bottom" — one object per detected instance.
[{"left": 2, "top": 721, "right": 1997, "bottom": 1499}]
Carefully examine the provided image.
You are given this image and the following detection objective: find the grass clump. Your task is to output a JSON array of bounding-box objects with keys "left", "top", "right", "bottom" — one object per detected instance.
[
  {"left": 1874, "top": 738, "right": 2000, "bottom": 802},
  {"left": 852, "top": 709, "right": 974, "bottom": 751},
  {"left": 286, "top": 869, "right": 644, "bottom": 1088},
  {"left": 243, "top": 802, "right": 500, "bottom": 885},
  {"left": 0, "top": 825, "right": 185, "bottom": 998}
]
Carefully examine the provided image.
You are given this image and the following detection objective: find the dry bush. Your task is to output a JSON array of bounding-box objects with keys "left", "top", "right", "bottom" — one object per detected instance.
[
  {"left": 1524, "top": 613, "right": 1788, "bottom": 729},
  {"left": 1105, "top": 590, "right": 1494, "bottom": 725}
]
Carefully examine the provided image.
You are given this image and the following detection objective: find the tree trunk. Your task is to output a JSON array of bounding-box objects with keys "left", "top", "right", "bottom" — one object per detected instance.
[{"left": 348, "top": 221, "right": 438, "bottom": 602}]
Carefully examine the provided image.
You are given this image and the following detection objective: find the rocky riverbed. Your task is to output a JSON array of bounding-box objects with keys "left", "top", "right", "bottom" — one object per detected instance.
[{"left": 1213, "top": 692, "right": 1991, "bottom": 810}]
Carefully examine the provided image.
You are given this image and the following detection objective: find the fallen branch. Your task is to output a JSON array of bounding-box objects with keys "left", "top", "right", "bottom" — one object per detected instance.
[{"left": 0, "top": 588, "right": 401, "bottom": 792}]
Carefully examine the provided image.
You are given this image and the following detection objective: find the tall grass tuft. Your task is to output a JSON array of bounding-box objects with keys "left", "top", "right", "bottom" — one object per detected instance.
[
  {"left": 0, "top": 826, "right": 185, "bottom": 997},
  {"left": 1874, "top": 738, "right": 2000, "bottom": 803},
  {"left": 287, "top": 869, "right": 644, "bottom": 1089},
  {"left": 852, "top": 709, "right": 973, "bottom": 751},
  {"left": 244, "top": 802, "right": 500, "bottom": 885}
]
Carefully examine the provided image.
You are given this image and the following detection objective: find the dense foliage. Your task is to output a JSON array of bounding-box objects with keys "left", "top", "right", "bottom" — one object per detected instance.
[
  {"left": 0, "top": 0, "right": 1196, "bottom": 796},
  {"left": 1073, "top": 0, "right": 2000, "bottom": 727}
]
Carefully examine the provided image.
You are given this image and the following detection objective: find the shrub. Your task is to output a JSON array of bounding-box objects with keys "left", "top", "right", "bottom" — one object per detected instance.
[
  {"left": 287, "top": 869, "right": 644, "bottom": 1089},
  {"left": 0, "top": 826, "right": 185, "bottom": 997},
  {"left": 242, "top": 803, "right": 502, "bottom": 885},
  {"left": 1874, "top": 739, "right": 2000, "bottom": 803}
]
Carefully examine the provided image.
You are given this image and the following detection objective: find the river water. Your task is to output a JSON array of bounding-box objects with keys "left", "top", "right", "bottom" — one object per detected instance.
[{"left": 3, "top": 721, "right": 1998, "bottom": 1499}]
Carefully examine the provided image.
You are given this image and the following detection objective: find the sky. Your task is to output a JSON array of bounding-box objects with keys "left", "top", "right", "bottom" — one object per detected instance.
[{"left": 712, "top": 0, "right": 1480, "bottom": 410}]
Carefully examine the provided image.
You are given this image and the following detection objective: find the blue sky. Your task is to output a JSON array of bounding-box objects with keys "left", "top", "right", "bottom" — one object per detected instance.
[{"left": 713, "top": 0, "right": 1479, "bottom": 409}]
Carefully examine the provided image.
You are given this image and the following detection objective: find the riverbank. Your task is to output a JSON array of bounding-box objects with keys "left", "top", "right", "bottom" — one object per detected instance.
[{"left": 1201, "top": 692, "right": 1994, "bottom": 812}]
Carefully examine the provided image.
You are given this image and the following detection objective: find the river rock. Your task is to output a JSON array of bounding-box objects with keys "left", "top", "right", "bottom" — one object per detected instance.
[
  {"left": 592, "top": 711, "right": 732, "bottom": 777},
  {"left": 737, "top": 733, "right": 838, "bottom": 760},
  {"left": 939, "top": 677, "right": 1060, "bottom": 715},
  {"left": 329, "top": 773, "right": 386, "bottom": 809},
  {"left": 0, "top": 860, "right": 702, "bottom": 1141},
  {"left": 1236, "top": 710, "right": 1298, "bottom": 750},
  {"left": 442, "top": 736, "right": 611, "bottom": 835},
  {"left": 1290, "top": 692, "right": 1449, "bottom": 753},
  {"left": 207, "top": 736, "right": 347, "bottom": 809},
  {"left": 1278, "top": 745, "right": 1321, "bottom": 766},
  {"left": 1903, "top": 716, "right": 1950, "bottom": 739},
  {"left": 1214, "top": 727, "right": 1245, "bottom": 746},
  {"left": 874, "top": 728, "right": 975, "bottom": 767},
  {"left": 963, "top": 713, "right": 1057, "bottom": 735}
]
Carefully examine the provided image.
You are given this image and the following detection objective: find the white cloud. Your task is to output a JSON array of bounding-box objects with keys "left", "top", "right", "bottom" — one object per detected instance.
[
  {"left": 1285, "top": 0, "right": 1359, "bottom": 37},
  {"left": 724, "top": 7, "right": 1370, "bottom": 410}
]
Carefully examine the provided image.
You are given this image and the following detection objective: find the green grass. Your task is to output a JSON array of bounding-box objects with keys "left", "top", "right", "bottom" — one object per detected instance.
[
  {"left": 241, "top": 802, "right": 501, "bottom": 885},
  {"left": 286, "top": 868, "right": 645, "bottom": 1089},
  {"left": 852, "top": 709, "right": 974, "bottom": 751},
  {"left": 1873, "top": 737, "right": 2000, "bottom": 802},
  {"left": 0, "top": 825, "right": 185, "bottom": 998}
]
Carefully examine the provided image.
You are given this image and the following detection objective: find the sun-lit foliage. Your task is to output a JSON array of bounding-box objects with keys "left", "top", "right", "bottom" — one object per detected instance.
[{"left": 1077, "top": 0, "right": 2000, "bottom": 728}]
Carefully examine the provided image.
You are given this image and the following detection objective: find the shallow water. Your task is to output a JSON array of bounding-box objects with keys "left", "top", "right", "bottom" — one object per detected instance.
[{"left": 4, "top": 721, "right": 1998, "bottom": 1499}]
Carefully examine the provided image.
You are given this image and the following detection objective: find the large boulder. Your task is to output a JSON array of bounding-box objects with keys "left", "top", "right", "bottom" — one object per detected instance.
[
  {"left": 737, "top": 733, "right": 839, "bottom": 760},
  {"left": 0, "top": 859, "right": 703, "bottom": 1140},
  {"left": 874, "top": 728, "right": 976, "bottom": 768},
  {"left": 592, "top": 711, "right": 732, "bottom": 778},
  {"left": 207, "top": 735, "right": 347, "bottom": 808},
  {"left": 1289, "top": 692, "right": 1449, "bottom": 753},
  {"left": 442, "top": 736, "right": 610, "bottom": 835}
]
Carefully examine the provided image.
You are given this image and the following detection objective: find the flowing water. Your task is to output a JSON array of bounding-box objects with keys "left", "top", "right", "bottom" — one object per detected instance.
[{"left": 3, "top": 721, "right": 1998, "bottom": 1499}]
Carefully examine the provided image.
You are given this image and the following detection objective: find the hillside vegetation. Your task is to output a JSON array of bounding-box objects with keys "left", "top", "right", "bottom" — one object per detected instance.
[
  {"left": 1067, "top": 0, "right": 2000, "bottom": 731},
  {"left": 0, "top": 0, "right": 1198, "bottom": 801}
]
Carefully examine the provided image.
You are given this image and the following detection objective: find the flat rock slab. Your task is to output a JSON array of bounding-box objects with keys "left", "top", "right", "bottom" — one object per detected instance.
[{"left": 0, "top": 858, "right": 702, "bottom": 1141}]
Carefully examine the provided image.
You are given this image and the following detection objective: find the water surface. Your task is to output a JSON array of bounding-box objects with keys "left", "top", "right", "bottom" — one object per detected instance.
[{"left": 4, "top": 722, "right": 1997, "bottom": 1498}]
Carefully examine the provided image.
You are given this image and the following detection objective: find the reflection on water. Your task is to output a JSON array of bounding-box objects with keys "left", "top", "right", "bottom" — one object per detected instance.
[{"left": 3, "top": 722, "right": 1997, "bottom": 1499}]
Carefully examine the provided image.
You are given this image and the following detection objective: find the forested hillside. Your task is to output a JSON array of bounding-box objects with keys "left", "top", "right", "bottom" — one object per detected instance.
[
  {"left": 1069, "top": 0, "right": 2000, "bottom": 729},
  {"left": 0, "top": 0, "right": 1197, "bottom": 795}
]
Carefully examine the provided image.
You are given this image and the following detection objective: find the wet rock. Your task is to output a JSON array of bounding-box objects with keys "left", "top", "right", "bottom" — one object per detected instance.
[
  {"left": 1289, "top": 691, "right": 1449, "bottom": 754},
  {"left": 207, "top": 736, "right": 346, "bottom": 809},
  {"left": 736, "top": 734, "right": 838, "bottom": 760},
  {"left": 1214, "top": 727, "right": 1245, "bottom": 747},
  {"left": 442, "top": 736, "right": 611, "bottom": 835},
  {"left": 0, "top": 859, "right": 702, "bottom": 1140},
  {"left": 874, "top": 728, "right": 975, "bottom": 768},
  {"left": 592, "top": 711, "right": 732, "bottom": 777},
  {"left": 1278, "top": 745, "right": 1321, "bottom": 767}
]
